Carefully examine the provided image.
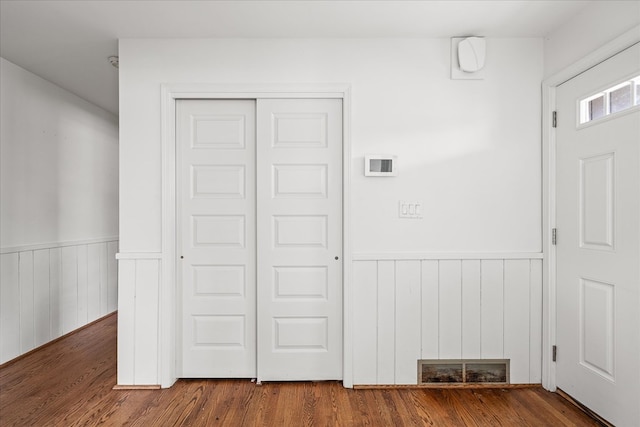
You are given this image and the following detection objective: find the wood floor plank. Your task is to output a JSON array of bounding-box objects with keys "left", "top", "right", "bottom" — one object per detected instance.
[{"left": 0, "top": 313, "right": 603, "bottom": 426}]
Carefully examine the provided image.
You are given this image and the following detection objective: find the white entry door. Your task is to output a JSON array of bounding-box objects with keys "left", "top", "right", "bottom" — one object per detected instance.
[
  {"left": 256, "top": 99, "right": 343, "bottom": 381},
  {"left": 177, "top": 100, "right": 257, "bottom": 377},
  {"left": 556, "top": 43, "right": 639, "bottom": 426},
  {"left": 177, "top": 98, "right": 343, "bottom": 381}
]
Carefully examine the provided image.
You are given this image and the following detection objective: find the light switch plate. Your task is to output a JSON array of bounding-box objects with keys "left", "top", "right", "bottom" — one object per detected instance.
[{"left": 399, "top": 201, "right": 423, "bottom": 219}]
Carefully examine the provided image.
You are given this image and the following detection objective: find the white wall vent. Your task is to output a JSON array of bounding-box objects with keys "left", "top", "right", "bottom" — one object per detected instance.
[{"left": 418, "top": 359, "right": 510, "bottom": 384}]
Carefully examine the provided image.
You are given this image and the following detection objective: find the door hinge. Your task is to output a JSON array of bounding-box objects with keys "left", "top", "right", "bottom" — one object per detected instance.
[
  {"left": 552, "top": 228, "right": 557, "bottom": 245},
  {"left": 552, "top": 345, "right": 557, "bottom": 362},
  {"left": 552, "top": 111, "right": 557, "bottom": 128}
]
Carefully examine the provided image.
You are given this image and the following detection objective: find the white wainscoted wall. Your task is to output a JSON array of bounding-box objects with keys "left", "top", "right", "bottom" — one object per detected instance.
[
  {"left": 0, "top": 57, "right": 119, "bottom": 365},
  {"left": 0, "top": 239, "right": 118, "bottom": 364},
  {"left": 118, "top": 37, "right": 543, "bottom": 387},
  {"left": 114, "top": 252, "right": 542, "bottom": 386},
  {"left": 353, "top": 254, "right": 542, "bottom": 385}
]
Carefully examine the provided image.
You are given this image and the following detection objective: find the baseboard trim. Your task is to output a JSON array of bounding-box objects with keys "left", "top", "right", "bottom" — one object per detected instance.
[
  {"left": 112, "top": 385, "right": 162, "bottom": 390},
  {"left": 0, "top": 311, "right": 117, "bottom": 369},
  {"left": 354, "top": 383, "right": 540, "bottom": 390}
]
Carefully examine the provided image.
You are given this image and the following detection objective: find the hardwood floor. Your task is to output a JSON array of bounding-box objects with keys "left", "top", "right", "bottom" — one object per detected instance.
[{"left": 0, "top": 313, "right": 602, "bottom": 426}]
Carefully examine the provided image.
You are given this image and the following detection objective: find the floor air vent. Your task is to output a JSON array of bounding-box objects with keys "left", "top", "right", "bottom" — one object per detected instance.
[{"left": 418, "top": 359, "right": 510, "bottom": 384}]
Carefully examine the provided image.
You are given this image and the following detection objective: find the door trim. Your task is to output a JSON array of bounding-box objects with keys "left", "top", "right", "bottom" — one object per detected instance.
[
  {"left": 541, "top": 25, "right": 640, "bottom": 392},
  {"left": 160, "top": 84, "right": 353, "bottom": 388}
]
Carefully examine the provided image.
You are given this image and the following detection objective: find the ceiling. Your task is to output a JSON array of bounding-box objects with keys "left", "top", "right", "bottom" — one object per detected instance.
[{"left": 0, "top": 0, "right": 596, "bottom": 115}]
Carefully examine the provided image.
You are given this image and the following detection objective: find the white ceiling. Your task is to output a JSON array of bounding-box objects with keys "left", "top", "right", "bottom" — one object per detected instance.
[{"left": 0, "top": 0, "right": 595, "bottom": 115}]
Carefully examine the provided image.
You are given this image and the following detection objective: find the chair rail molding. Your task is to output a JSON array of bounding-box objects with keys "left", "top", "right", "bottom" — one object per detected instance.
[
  {"left": 1, "top": 236, "right": 119, "bottom": 255},
  {"left": 353, "top": 252, "right": 543, "bottom": 261}
]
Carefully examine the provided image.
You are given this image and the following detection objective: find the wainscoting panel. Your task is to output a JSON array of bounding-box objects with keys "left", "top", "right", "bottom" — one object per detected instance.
[
  {"left": 352, "top": 256, "right": 543, "bottom": 385},
  {"left": 1, "top": 253, "right": 20, "bottom": 364},
  {"left": 0, "top": 239, "right": 118, "bottom": 365},
  {"left": 116, "top": 255, "right": 161, "bottom": 386},
  {"left": 352, "top": 261, "right": 377, "bottom": 384},
  {"left": 481, "top": 260, "right": 505, "bottom": 359},
  {"left": 461, "top": 260, "right": 481, "bottom": 359},
  {"left": 421, "top": 260, "right": 439, "bottom": 360},
  {"left": 439, "top": 260, "right": 462, "bottom": 359},
  {"left": 378, "top": 261, "right": 395, "bottom": 384},
  {"left": 395, "top": 261, "right": 421, "bottom": 384}
]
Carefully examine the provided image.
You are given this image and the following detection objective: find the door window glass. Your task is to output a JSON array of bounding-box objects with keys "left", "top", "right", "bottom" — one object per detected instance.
[
  {"left": 579, "top": 75, "right": 640, "bottom": 124},
  {"left": 610, "top": 83, "right": 632, "bottom": 113}
]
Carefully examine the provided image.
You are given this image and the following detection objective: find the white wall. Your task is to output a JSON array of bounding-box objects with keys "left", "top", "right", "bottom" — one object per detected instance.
[
  {"left": 0, "top": 58, "right": 119, "bottom": 364},
  {"left": 119, "top": 38, "right": 542, "bottom": 254},
  {"left": 1, "top": 58, "right": 119, "bottom": 248},
  {"left": 118, "top": 38, "right": 543, "bottom": 386},
  {"left": 544, "top": 1, "right": 640, "bottom": 79}
]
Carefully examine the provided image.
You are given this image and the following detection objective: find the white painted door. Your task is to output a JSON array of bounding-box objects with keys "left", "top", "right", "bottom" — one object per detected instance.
[
  {"left": 177, "top": 100, "right": 257, "bottom": 377},
  {"left": 177, "top": 98, "right": 343, "bottom": 381},
  {"left": 256, "top": 99, "right": 343, "bottom": 381},
  {"left": 556, "top": 43, "right": 640, "bottom": 426}
]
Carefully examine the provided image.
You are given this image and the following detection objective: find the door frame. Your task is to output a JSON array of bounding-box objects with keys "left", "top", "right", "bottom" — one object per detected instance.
[
  {"left": 541, "top": 26, "right": 640, "bottom": 392},
  {"left": 159, "top": 84, "right": 353, "bottom": 388}
]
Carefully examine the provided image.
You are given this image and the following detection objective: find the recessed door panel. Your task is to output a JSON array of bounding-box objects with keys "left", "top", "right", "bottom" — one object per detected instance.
[
  {"left": 193, "top": 265, "right": 245, "bottom": 297},
  {"left": 273, "top": 113, "right": 328, "bottom": 147},
  {"left": 273, "top": 164, "right": 328, "bottom": 198},
  {"left": 192, "top": 215, "right": 245, "bottom": 248},
  {"left": 580, "top": 278, "right": 615, "bottom": 379},
  {"left": 273, "top": 215, "right": 328, "bottom": 248},
  {"left": 193, "top": 315, "right": 246, "bottom": 347},
  {"left": 273, "top": 266, "right": 328, "bottom": 300},
  {"left": 192, "top": 115, "right": 246, "bottom": 149},
  {"left": 580, "top": 153, "right": 615, "bottom": 250},
  {"left": 192, "top": 165, "right": 245, "bottom": 198},
  {"left": 273, "top": 317, "right": 329, "bottom": 350}
]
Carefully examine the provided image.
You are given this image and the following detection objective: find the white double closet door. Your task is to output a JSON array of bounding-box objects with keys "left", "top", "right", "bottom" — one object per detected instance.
[{"left": 177, "top": 98, "right": 343, "bottom": 382}]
